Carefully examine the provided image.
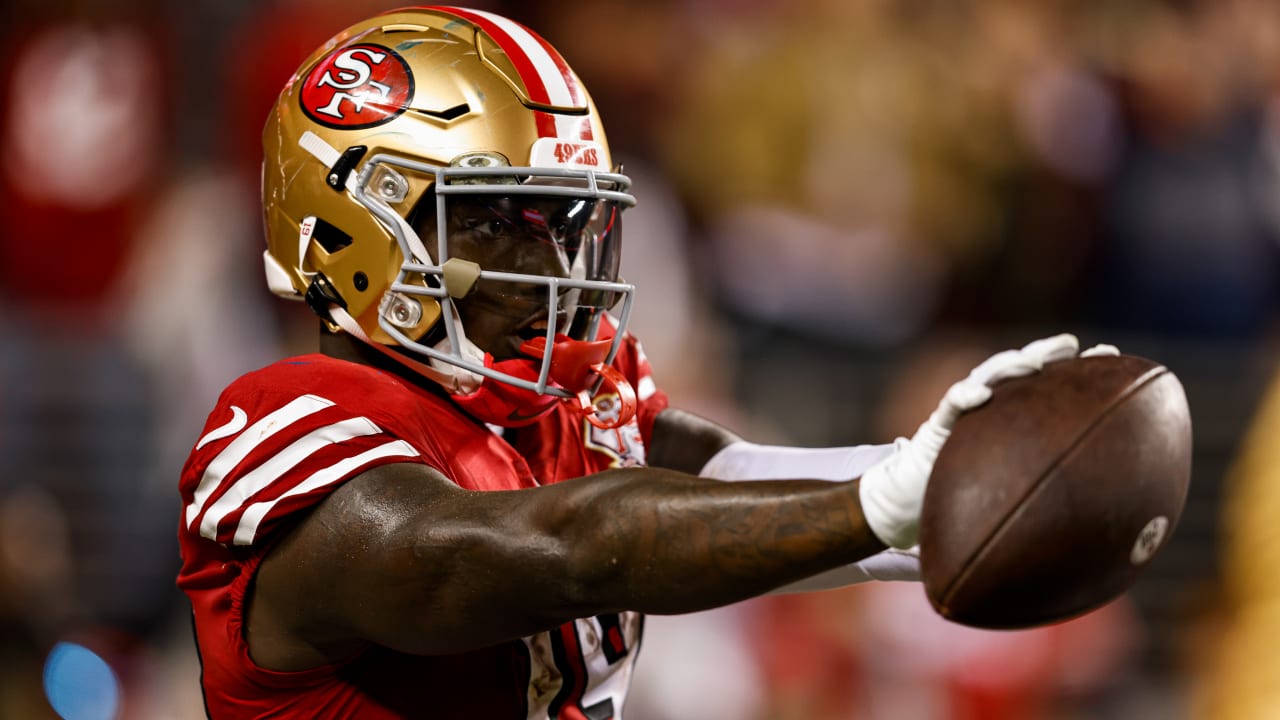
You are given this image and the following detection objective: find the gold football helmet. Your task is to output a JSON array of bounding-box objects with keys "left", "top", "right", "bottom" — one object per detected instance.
[{"left": 262, "top": 6, "right": 636, "bottom": 409}]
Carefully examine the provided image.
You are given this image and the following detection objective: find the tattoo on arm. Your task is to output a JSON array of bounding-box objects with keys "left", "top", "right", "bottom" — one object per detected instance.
[
  {"left": 705, "top": 491, "right": 857, "bottom": 577},
  {"left": 565, "top": 473, "right": 880, "bottom": 613}
]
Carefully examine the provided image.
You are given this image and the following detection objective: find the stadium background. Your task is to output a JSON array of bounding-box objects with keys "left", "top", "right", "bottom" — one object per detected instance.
[{"left": 1, "top": 0, "right": 1278, "bottom": 717}]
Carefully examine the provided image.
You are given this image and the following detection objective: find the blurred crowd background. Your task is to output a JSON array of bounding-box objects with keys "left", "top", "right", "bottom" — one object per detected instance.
[{"left": 2, "top": 0, "right": 1279, "bottom": 718}]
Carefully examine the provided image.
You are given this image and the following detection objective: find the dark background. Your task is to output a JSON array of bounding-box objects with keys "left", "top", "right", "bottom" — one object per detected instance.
[{"left": 1, "top": 1, "right": 1277, "bottom": 718}]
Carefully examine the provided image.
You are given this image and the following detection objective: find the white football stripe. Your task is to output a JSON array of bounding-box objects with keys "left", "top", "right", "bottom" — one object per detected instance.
[
  {"left": 195, "top": 406, "right": 247, "bottom": 450},
  {"left": 466, "top": 9, "right": 578, "bottom": 108},
  {"left": 185, "top": 394, "right": 334, "bottom": 529},
  {"left": 197, "top": 416, "right": 382, "bottom": 541},
  {"left": 231, "top": 439, "right": 420, "bottom": 546}
]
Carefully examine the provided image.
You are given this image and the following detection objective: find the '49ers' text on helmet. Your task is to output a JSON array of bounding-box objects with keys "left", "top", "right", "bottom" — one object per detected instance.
[{"left": 261, "top": 6, "right": 637, "bottom": 427}]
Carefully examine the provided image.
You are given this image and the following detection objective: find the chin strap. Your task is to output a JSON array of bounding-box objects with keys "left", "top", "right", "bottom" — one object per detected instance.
[
  {"left": 328, "top": 306, "right": 482, "bottom": 393},
  {"left": 520, "top": 335, "right": 637, "bottom": 430}
]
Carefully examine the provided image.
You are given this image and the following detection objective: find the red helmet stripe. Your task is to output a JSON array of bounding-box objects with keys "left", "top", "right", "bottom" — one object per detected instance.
[
  {"left": 436, "top": 6, "right": 585, "bottom": 139},
  {"left": 529, "top": 30, "right": 594, "bottom": 141},
  {"left": 533, "top": 110, "right": 557, "bottom": 139}
]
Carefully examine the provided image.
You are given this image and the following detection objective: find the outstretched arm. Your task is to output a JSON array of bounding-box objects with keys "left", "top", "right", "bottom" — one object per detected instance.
[
  {"left": 248, "top": 333, "right": 1102, "bottom": 670},
  {"left": 645, "top": 334, "right": 1107, "bottom": 589},
  {"left": 248, "top": 460, "right": 883, "bottom": 670},
  {"left": 650, "top": 407, "right": 917, "bottom": 591}
]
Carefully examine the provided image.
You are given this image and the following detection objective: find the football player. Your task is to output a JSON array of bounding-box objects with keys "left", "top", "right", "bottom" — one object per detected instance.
[{"left": 177, "top": 7, "right": 1103, "bottom": 718}]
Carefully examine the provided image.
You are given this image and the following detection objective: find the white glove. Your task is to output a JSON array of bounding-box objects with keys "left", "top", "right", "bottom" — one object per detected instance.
[{"left": 858, "top": 334, "right": 1119, "bottom": 548}]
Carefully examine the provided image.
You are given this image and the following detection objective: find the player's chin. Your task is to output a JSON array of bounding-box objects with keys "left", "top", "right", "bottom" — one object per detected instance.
[
  {"left": 488, "top": 344, "right": 524, "bottom": 363},
  {"left": 480, "top": 331, "right": 531, "bottom": 362}
]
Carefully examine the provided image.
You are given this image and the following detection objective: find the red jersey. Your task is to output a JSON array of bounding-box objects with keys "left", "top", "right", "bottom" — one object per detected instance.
[{"left": 177, "top": 332, "right": 668, "bottom": 719}]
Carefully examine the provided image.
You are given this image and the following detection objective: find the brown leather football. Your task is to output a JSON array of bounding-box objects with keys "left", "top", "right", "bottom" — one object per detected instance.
[{"left": 918, "top": 353, "right": 1192, "bottom": 629}]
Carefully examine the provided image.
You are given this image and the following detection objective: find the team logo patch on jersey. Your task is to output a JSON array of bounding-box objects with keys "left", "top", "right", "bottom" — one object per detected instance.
[
  {"left": 583, "top": 394, "right": 645, "bottom": 468},
  {"left": 299, "top": 44, "right": 414, "bottom": 129}
]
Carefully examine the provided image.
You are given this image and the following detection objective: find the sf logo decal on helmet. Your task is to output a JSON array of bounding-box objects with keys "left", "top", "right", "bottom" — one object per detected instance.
[{"left": 300, "top": 44, "right": 414, "bottom": 129}]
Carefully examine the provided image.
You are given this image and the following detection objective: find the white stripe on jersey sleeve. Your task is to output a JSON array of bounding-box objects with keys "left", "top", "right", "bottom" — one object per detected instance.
[
  {"left": 230, "top": 439, "right": 420, "bottom": 546},
  {"left": 195, "top": 406, "right": 247, "bottom": 450},
  {"left": 637, "top": 375, "right": 657, "bottom": 401},
  {"left": 185, "top": 394, "right": 334, "bottom": 529},
  {"left": 197, "top": 416, "right": 382, "bottom": 541}
]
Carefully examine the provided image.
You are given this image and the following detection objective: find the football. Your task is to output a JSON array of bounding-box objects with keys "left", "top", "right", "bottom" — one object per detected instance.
[{"left": 918, "top": 353, "right": 1192, "bottom": 629}]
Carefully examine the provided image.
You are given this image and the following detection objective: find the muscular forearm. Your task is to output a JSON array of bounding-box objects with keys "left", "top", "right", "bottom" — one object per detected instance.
[
  {"left": 567, "top": 469, "right": 886, "bottom": 612},
  {"left": 428, "top": 467, "right": 886, "bottom": 623}
]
